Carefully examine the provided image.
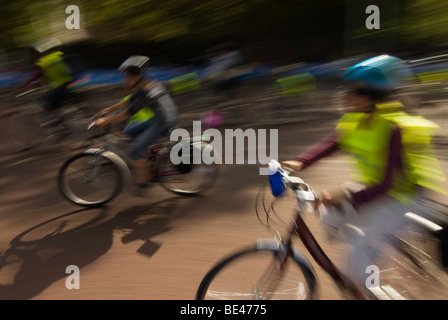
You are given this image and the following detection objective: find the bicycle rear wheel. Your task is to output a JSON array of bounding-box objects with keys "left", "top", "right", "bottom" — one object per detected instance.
[
  {"left": 158, "top": 142, "right": 219, "bottom": 196},
  {"left": 58, "top": 152, "right": 123, "bottom": 207},
  {"left": 196, "top": 246, "right": 316, "bottom": 300},
  {"left": 369, "top": 219, "right": 448, "bottom": 300},
  {"left": 0, "top": 110, "right": 45, "bottom": 153}
]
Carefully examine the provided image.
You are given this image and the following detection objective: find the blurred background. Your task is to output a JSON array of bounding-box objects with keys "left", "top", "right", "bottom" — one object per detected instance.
[
  {"left": 1, "top": 0, "right": 448, "bottom": 150},
  {"left": 1, "top": 0, "right": 448, "bottom": 124},
  {"left": 1, "top": 0, "right": 448, "bottom": 77}
]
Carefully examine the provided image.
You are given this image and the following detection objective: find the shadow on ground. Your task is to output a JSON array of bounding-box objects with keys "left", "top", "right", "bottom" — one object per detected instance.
[{"left": 0, "top": 197, "right": 181, "bottom": 299}]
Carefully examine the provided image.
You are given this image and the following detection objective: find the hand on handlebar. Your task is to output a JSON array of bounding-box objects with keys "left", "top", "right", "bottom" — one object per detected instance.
[
  {"left": 94, "top": 117, "right": 107, "bottom": 126},
  {"left": 87, "top": 116, "right": 107, "bottom": 130},
  {"left": 269, "top": 160, "right": 353, "bottom": 214},
  {"left": 316, "top": 188, "right": 350, "bottom": 210}
]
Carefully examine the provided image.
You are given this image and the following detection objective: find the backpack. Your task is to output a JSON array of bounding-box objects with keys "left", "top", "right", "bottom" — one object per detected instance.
[{"left": 147, "top": 83, "right": 178, "bottom": 131}]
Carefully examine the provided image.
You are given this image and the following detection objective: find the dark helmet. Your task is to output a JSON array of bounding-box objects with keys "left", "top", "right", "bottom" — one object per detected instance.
[
  {"left": 118, "top": 55, "right": 150, "bottom": 74},
  {"left": 28, "top": 37, "right": 63, "bottom": 55}
]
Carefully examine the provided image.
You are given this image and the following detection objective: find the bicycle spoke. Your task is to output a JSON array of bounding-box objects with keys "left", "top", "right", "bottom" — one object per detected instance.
[
  {"left": 371, "top": 223, "right": 448, "bottom": 300},
  {"left": 198, "top": 248, "right": 313, "bottom": 300},
  {"left": 58, "top": 153, "right": 122, "bottom": 207}
]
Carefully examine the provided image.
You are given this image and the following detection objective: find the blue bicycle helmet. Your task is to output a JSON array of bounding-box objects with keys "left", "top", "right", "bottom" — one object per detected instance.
[{"left": 343, "top": 55, "right": 412, "bottom": 90}]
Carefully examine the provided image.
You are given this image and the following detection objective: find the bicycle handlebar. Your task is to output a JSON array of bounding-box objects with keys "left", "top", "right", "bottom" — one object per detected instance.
[
  {"left": 87, "top": 121, "right": 96, "bottom": 130},
  {"left": 15, "top": 88, "right": 41, "bottom": 98},
  {"left": 267, "top": 159, "right": 317, "bottom": 207},
  {"left": 87, "top": 111, "right": 105, "bottom": 130},
  {"left": 87, "top": 109, "right": 122, "bottom": 131}
]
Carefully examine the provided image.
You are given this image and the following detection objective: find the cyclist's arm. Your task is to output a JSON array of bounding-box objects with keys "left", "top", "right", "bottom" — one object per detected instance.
[
  {"left": 96, "top": 109, "right": 130, "bottom": 126},
  {"left": 20, "top": 65, "right": 42, "bottom": 88},
  {"left": 97, "top": 90, "right": 150, "bottom": 126},
  {"left": 100, "top": 99, "right": 130, "bottom": 115},
  {"left": 295, "top": 131, "right": 339, "bottom": 167},
  {"left": 350, "top": 125, "right": 403, "bottom": 206}
]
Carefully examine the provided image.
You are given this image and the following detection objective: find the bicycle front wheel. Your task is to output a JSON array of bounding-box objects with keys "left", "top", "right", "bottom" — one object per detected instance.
[
  {"left": 196, "top": 246, "right": 316, "bottom": 300},
  {"left": 369, "top": 219, "right": 448, "bottom": 300},
  {"left": 58, "top": 152, "right": 123, "bottom": 207}
]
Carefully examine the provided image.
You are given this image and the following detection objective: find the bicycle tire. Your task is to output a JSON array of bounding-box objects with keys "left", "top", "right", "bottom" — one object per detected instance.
[
  {"left": 0, "top": 110, "right": 44, "bottom": 153},
  {"left": 58, "top": 152, "right": 123, "bottom": 207},
  {"left": 196, "top": 245, "right": 317, "bottom": 300},
  {"left": 368, "top": 219, "right": 448, "bottom": 300},
  {"left": 158, "top": 141, "right": 219, "bottom": 196}
]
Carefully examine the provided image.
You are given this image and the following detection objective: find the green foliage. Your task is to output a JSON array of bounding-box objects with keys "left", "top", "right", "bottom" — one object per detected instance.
[
  {"left": 399, "top": 0, "right": 448, "bottom": 45},
  {"left": 1, "top": 0, "right": 448, "bottom": 55}
]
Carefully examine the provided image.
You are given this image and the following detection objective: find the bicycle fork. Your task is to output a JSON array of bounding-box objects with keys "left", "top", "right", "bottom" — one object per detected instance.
[
  {"left": 253, "top": 246, "right": 290, "bottom": 300},
  {"left": 253, "top": 237, "right": 311, "bottom": 300},
  {"left": 84, "top": 148, "right": 133, "bottom": 188},
  {"left": 83, "top": 152, "right": 109, "bottom": 183}
]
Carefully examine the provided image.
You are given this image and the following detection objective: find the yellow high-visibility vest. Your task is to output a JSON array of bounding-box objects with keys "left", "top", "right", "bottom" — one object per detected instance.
[
  {"left": 336, "top": 102, "right": 447, "bottom": 203},
  {"left": 121, "top": 94, "right": 155, "bottom": 123},
  {"left": 36, "top": 51, "right": 73, "bottom": 89}
]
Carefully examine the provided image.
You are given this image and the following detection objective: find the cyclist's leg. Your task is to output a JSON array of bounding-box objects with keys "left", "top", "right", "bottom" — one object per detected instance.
[
  {"left": 320, "top": 192, "right": 407, "bottom": 285},
  {"left": 40, "top": 85, "right": 69, "bottom": 126},
  {"left": 124, "top": 121, "right": 149, "bottom": 184},
  {"left": 319, "top": 199, "right": 358, "bottom": 232},
  {"left": 123, "top": 120, "right": 146, "bottom": 139},
  {"left": 46, "top": 85, "right": 69, "bottom": 111},
  {"left": 342, "top": 195, "right": 413, "bottom": 289},
  {"left": 126, "top": 119, "right": 164, "bottom": 185}
]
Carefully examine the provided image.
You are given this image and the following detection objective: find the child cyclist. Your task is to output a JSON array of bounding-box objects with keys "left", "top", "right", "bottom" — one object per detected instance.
[
  {"left": 94, "top": 55, "right": 178, "bottom": 196},
  {"left": 281, "top": 54, "right": 448, "bottom": 289}
]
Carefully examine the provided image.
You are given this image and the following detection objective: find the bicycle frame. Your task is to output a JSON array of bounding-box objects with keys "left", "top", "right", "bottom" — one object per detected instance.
[
  {"left": 91, "top": 133, "right": 188, "bottom": 183},
  {"left": 11, "top": 88, "right": 90, "bottom": 146},
  {"left": 15, "top": 88, "right": 74, "bottom": 123},
  {"left": 291, "top": 209, "right": 365, "bottom": 299},
  {"left": 267, "top": 160, "right": 447, "bottom": 300},
  {"left": 145, "top": 143, "right": 187, "bottom": 180},
  {"left": 267, "top": 160, "right": 366, "bottom": 299},
  {"left": 197, "top": 160, "right": 445, "bottom": 300}
]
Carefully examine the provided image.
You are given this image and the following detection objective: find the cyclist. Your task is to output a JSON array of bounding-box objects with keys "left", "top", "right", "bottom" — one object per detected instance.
[
  {"left": 94, "top": 55, "right": 178, "bottom": 196},
  {"left": 281, "top": 54, "right": 448, "bottom": 288},
  {"left": 9, "top": 37, "right": 74, "bottom": 112},
  {"left": 201, "top": 42, "right": 245, "bottom": 100}
]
